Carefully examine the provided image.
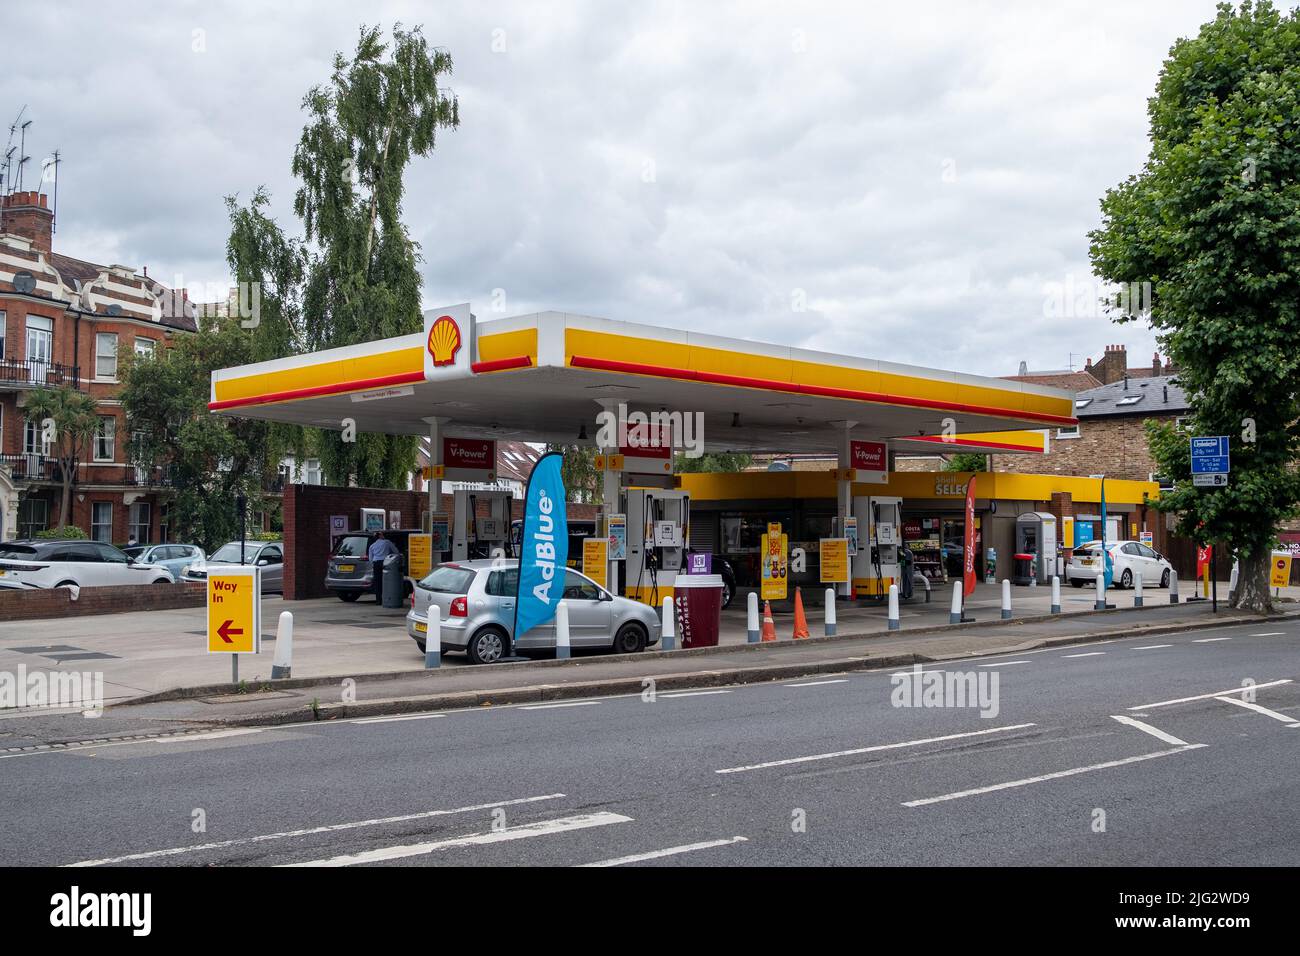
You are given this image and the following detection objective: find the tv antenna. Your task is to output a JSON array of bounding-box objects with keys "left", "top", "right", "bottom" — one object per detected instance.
[
  {"left": 43, "top": 148, "right": 61, "bottom": 233},
  {"left": 10, "top": 107, "right": 32, "bottom": 193}
]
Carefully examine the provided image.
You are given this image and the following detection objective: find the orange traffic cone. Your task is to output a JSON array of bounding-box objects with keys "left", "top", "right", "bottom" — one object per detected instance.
[
  {"left": 792, "top": 587, "right": 810, "bottom": 639},
  {"left": 761, "top": 601, "right": 777, "bottom": 642}
]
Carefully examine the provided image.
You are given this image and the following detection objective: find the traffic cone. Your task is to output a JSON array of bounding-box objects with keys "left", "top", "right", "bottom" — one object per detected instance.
[
  {"left": 761, "top": 601, "right": 777, "bottom": 642},
  {"left": 792, "top": 587, "right": 810, "bottom": 639}
]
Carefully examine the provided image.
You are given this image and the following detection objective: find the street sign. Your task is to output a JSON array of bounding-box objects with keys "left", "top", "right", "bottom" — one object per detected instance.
[
  {"left": 1190, "top": 436, "right": 1230, "bottom": 475},
  {"left": 207, "top": 565, "right": 261, "bottom": 654},
  {"left": 1193, "top": 473, "right": 1229, "bottom": 487}
]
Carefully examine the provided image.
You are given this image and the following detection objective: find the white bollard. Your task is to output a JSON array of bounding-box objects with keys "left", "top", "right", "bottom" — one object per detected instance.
[
  {"left": 824, "top": 588, "right": 837, "bottom": 636},
  {"left": 887, "top": 584, "right": 900, "bottom": 630},
  {"left": 1134, "top": 571, "right": 1144, "bottom": 607},
  {"left": 555, "top": 601, "right": 571, "bottom": 659},
  {"left": 424, "top": 604, "right": 441, "bottom": 669},
  {"left": 1050, "top": 575, "right": 1061, "bottom": 614},
  {"left": 1001, "top": 579, "right": 1012, "bottom": 620},
  {"left": 271, "top": 611, "right": 293, "bottom": 679},
  {"left": 949, "top": 581, "right": 962, "bottom": 624},
  {"left": 747, "top": 591, "right": 760, "bottom": 643},
  {"left": 1095, "top": 572, "right": 1107, "bottom": 611},
  {"left": 662, "top": 596, "right": 676, "bottom": 650},
  {"left": 1169, "top": 569, "right": 1179, "bottom": 604}
]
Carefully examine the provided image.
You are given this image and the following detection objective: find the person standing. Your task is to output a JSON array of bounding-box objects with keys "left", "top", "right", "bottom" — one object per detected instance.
[{"left": 368, "top": 531, "right": 399, "bottom": 600}]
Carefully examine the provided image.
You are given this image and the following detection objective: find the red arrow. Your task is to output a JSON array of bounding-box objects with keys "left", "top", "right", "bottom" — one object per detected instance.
[{"left": 217, "top": 620, "right": 243, "bottom": 644}]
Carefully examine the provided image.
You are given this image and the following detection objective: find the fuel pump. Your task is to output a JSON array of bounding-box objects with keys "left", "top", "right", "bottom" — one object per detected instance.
[
  {"left": 622, "top": 487, "right": 690, "bottom": 605},
  {"left": 452, "top": 489, "right": 514, "bottom": 560},
  {"left": 852, "top": 495, "right": 903, "bottom": 599}
]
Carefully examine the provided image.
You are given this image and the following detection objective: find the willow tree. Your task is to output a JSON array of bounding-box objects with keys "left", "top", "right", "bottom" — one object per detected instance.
[
  {"left": 1089, "top": 0, "right": 1300, "bottom": 611},
  {"left": 292, "top": 23, "right": 459, "bottom": 488}
]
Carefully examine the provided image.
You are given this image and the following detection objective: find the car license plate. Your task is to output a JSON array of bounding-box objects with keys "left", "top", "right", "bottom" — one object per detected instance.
[
  {"left": 415, "top": 621, "right": 427, "bottom": 633},
  {"left": 338, "top": 564, "right": 355, "bottom": 572},
  {"left": 1081, "top": 558, "right": 1095, "bottom": 566}
]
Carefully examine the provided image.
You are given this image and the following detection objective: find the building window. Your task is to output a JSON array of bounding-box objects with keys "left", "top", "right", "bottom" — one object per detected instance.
[
  {"left": 26, "top": 315, "right": 53, "bottom": 368},
  {"left": 94, "top": 416, "right": 116, "bottom": 462},
  {"left": 129, "top": 501, "right": 151, "bottom": 543},
  {"left": 95, "top": 333, "right": 119, "bottom": 380},
  {"left": 92, "top": 502, "right": 113, "bottom": 543},
  {"left": 0, "top": 310, "right": 6, "bottom": 360},
  {"left": 134, "top": 337, "right": 156, "bottom": 357},
  {"left": 23, "top": 419, "right": 50, "bottom": 457},
  {"left": 19, "top": 498, "right": 48, "bottom": 538},
  {"left": 1056, "top": 425, "right": 1081, "bottom": 439},
  {"left": 304, "top": 458, "right": 322, "bottom": 485}
]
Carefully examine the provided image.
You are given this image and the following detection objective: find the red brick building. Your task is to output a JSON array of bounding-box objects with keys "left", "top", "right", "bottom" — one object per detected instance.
[{"left": 0, "top": 190, "right": 197, "bottom": 543}]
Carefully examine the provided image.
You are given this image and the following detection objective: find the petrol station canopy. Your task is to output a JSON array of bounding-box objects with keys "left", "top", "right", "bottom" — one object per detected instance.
[{"left": 209, "top": 310, "right": 1075, "bottom": 455}]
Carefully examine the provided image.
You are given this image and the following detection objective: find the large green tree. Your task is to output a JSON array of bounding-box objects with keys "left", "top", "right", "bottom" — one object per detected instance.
[
  {"left": 292, "top": 23, "right": 459, "bottom": 487},
  {"left": 1089, "top": 0, "right": 1300, "bottom": 611},
  {"left": 22, "top": 385, "right": 99, "bottom": 530}
]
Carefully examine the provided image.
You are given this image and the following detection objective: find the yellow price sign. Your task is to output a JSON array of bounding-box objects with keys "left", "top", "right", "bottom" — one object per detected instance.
[
  {"left": 408, "top": 534, "right": 433, "bottom": 581},
  {"left": 820, "top": 538, "right": 849, "bottom": 583},
  {"left": 761, "top": 532, "right": 789, "bottom": 601},
  {"left": 583, "top": 537, "right": 609, "bottom": 589},
  {"left": 207, "top": 566, "right": 260, "bottom": 654}
]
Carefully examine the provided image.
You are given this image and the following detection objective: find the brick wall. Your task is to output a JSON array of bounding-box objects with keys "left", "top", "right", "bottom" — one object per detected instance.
[
  {"left": 0, "top": 582, "right": 204, "bottom": 620},
  {"left": 993, "top": 415, "right": 1168, "bottom": 483}
]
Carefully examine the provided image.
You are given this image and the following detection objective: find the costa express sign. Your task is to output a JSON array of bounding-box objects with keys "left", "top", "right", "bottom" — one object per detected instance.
[
  {"left": 443, "top": 436, "right": 496, "bottom": 470},
  {"left": 850, "top": 440, "right": 887, "bottom": 472}
]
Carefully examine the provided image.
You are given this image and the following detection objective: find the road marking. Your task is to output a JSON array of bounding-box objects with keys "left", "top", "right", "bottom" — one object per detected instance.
[
  {"left": 281, "top": 811, "right": 632, "bottom": 867},
  {"left": 785, "top": 679, "right": 849, "bottom": 688},
  {"left": 661, "top": 690, "right": 732, "bottom": 699},
  {"left": 1110, "top": 714, "right": 1192, "bottom": 747},
  {"left": 1063, "top": 652, "right": 1105, "bottom": 658},
  {"left": 578, "top": 836, "right": 748, "bottom": 867},
  {"left": 1192, "top": 637, "right": 1232, "bottom": 643},
  {"left": 715, "top": 723, "right": 1036, "bottom": 774},
  {"left": 978, "top": 660, "right": 1030, "bottom": 667},
  {"left": 519, "top": 701, "right": 601, "bottom": 711},
  {"left": 152, "top": 729, "right": 262, "bottom": 743},
  {"left": 1214, "top": 696, "right": 1299, "bottom": 726},
  {"left": 354, "top": 714, "right": 446, "bottom": 724},
  {"left": 65, "top": 793, "right": 567, "bottom": 867},
  {"left": 1133, "top": 644, "right": 1172, "bottom": 650},
  {"left": 1129, "top": 679, "right": 1292, "bottom": 710},
  {"left": 1251, "top": 632, "right": 1285, "bottom": 637},
  {"left": 902, "top": 745, "right": 1207, "bottom": 808}
]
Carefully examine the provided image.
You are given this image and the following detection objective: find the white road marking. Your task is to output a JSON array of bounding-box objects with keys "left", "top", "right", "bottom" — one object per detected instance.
[
  {"left": 1133, "top": 644, "right": 1172, "bottom": 650},
  {"left": 519, "top": 701, "right": 601, "bottom": 710},
  {"left": 1251, "top": 632, "right": 1285, "bottom": 637},
  {"left": 1063, "top": 652, "right": 1105, "bottom": 658},
  {"left": 65, "top": 794, "right": 567, "bottom": 867},
  {"left": 785, "top": 679, "right": 849, "bottom": 688},
  {"left": 281, "top": 811, "right": 632, "bottom": 867},
  {"left": 152, "top": 729, "right": 262, "bottom": 743},
  {"left": 715, "top": 723, "right": 1036, "bottom": 774},
  {"left": 1110, "top": 714, "right": 1192, "bottom": 747},
  {"left": 579, "top": 836, "right": 748, "bottom": 867},
  {"left": 661, "top": 690, "right": 732, "bottom": 698},
  {"left": 354, "top": 714, "right": 446, "bottom": 724},
  {"left": 979, "top": 660, "right": 1030, "bottom": 667},
  {"left": 902, "top": 745, "right": 1207, "bottom": 808},
  {"left": 1192, "top": 637, "right": 1232, "bottom": 643},
  {"left": 1214, "top": 695, "right": 1299, "bottom": 726},
  {"left": 1130, "top": 679, "right": 1292, "bottom": 710}
]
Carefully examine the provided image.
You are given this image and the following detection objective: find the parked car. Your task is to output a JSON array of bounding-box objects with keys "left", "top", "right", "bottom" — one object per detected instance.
[
  {"left": 0, "top": 539, "right": 175, "bottom": 590},
  {"left": 325, "top": 529, "right": 421, "bottom": 601},
  {"left": 1067, "top": 540, "right": 1172, "bottom": 589},
  {"left": 123, "top": 543, "right": 205, "bottom": 583},
  {"left": 181, "top": 540, "right": 284, "bottom": 593},
  {"left": 407, "top": 559, "right": 661, "bottom": 664}
]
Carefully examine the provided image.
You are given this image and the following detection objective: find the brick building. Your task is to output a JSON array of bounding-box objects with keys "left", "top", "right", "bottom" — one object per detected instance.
[{"left": 0, "top": 189, "right": 197, "bottom": 542}]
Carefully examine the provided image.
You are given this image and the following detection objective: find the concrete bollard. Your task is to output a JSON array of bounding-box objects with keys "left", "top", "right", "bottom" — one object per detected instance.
[
  {"left": 271, "top": 611, "right": 293, "bottom": 679},
  {"left": 1095, "top": 573, "right": 1106, "bottom": 611},
  {"left": 1134, "top": 571, "right": 1144, "bottom": 607},
  {"left": 1050, "top": 575, "right": 1061, "bottom": 614},
  {"left": 424, "top": 605, "right": 441, "bottom": 669},
  {"left": 662, "top": 596, "right": 676, "bottom": 651},
  {"left": 1169, "top": 569, "right": 1179, "bottom": 604},
  {"left": 888, "top": 584, "right": 900, "bottom": 630},
  {"left": 1001, "top": 579, "right": 1012, "bottom": 620},
  {"left": 555, "top": 601, "right": 571, "bottom": 660},
  {"left": 949, "top": 581, "right": 962, "bottom": 624},
  {"left": 747, "top": 591, "right": 760, "bottom": 643},
  {"left": 824, "top": 588, "right": 837, "bottom": 636}
]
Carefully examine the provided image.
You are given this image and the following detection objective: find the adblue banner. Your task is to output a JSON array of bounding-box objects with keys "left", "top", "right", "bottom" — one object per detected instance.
[{"left": 513, "top": 451, "right": 568, "bottom": 640}]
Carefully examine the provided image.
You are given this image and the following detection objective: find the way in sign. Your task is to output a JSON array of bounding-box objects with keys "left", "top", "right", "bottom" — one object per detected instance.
[{"left": 211, "top": 580, "right": 242, "bottom": 601}]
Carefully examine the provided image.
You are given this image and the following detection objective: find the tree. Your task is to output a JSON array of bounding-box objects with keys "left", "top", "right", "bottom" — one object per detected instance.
[
  {"left": 1089, "top": 0, "right": 1300, "bottom": 611},
  {"left": 674, "top": 452, "right": 754, "bottom": 473},
  {"left": 292, "top": 23, "right": 459, "bottom": 488},
  {"left": 943, "top": 453, "right": 988, "bottom": 473},
  {"left": 547, "top": 444, "right": 601, "bottom": 504},
  {"left": 22, "top": 386, "right": 99, "bottom": 530}
]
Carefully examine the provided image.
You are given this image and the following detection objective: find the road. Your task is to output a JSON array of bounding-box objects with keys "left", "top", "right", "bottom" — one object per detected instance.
[{"left": 1, "top": 617, "right": 1296, "bottom": 866}]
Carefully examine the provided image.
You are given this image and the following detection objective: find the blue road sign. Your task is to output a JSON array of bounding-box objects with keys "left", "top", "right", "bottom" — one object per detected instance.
[{"left": 1190, "top": 436, "right": 1230, "bottom": 475}]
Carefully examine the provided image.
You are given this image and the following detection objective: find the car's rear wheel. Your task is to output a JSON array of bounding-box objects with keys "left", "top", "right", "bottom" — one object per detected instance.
[
  {"left": 720, "top": 579, "right": 734, "bottom": 609},
  {"left": 467, "top": 627, "right": 507, "bottom": 665},
  {"left": 1070, "top": 578, "right": 1084, "bottom": 588},
  {"left": 1120, "top": 568, "right": 1133, "bottom": 589},
  {"left": 1160, "top": 568, "right": 1170, "bottom": 588},
  {"left": 337, "top": 591, "right": 360, "bottom": 602},
  {"left": 612, "top": 622, "right": 647, "bottom": 655}
]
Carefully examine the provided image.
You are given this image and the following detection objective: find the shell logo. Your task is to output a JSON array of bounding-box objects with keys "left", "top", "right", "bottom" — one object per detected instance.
[{"left": 427, "top": 315, "right": 462, "bottom": 367}]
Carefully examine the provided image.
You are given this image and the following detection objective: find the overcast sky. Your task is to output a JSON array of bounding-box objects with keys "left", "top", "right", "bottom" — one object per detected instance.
[{"left": 2, "top": 0, "right": 1226, "bottom": 377}]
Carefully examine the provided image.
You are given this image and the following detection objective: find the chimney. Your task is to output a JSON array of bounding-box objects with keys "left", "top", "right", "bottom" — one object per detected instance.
[
  {"left": 1152, "top": 352, "right": 1162, "bottom": 376},
  {"left": 1096, "top": 343, "right": 1128, "bottom": 385},
  {"left": 0, "top": 190, "right": 54, "bottom": 257}
]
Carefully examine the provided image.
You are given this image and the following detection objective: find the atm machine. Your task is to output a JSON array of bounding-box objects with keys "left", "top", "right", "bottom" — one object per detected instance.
[
  {"left": 621, "top": 487, "right": 690, "bottom": 605},
  {"left": 451, "top": 489, "right": 514, "bottom": 560},
  {"left": 852, "top": 494, "right": 904, "bottom": 600}
]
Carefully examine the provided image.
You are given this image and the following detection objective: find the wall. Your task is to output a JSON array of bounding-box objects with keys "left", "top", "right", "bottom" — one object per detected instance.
[
  {"left": 0, "top": 582, "right": 204, "bottom": 620},
  {"left": 993, "top": 415, "right": 1169, "bottom": 483}
]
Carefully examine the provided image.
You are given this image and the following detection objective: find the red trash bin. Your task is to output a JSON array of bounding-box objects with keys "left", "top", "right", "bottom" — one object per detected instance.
[{"left": 672, "top": 574, "right": 724, "bottom": 647}]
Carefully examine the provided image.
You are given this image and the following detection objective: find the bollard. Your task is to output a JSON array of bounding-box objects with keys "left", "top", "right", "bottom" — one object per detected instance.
[
  {"left": 424, "top": 605, "right": 441, "bottom": 669},
  {"left": 888, "top": 584, "right": 900, "bottom": 630},
  {"left": 747, "top": 591, "right": 760, "bottom": 643},
  {"left": 555, "top": 601, "right": 571, "bottom": 660},
  {"left": 662, "top": 596, "right": 676, "bottom": 651},
  {"left": 1000, "top": 579, "right": 1012, "bottom": 620},
  {"left": 949, "top": 581, "right": 962, "bottom": 624},
  {"left": 1169, "top": 569, "right": 1179, "bottom": 604},
  {"left": 1134, "top": 571, "right": 1144, "bottom": 607},
  {"left": 271, "top": 611, "right": 293, "bottom": 679},
  {"left": 1095, "top": 572, "right": 1106, "bottom": 611},
  {"left": 824, "top": 588, "right": 837, "bottom": 636},
  {"left": 1050, "top": 575, "right": 1061, "bottom": 614}
]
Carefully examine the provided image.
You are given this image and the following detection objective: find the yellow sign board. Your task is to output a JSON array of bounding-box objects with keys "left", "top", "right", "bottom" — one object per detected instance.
[
  {"left": 761, "top": 528, "right": 788, "bottom": 601},
  {"left": 408, "top": 533, "right": 433, "bottom": 581},
  {"left": 820, "top": 538, "right": 849, "bottom": 583},
  {"left": 207, "top": 567, "right": 260, "bottom": 654},
  {"left": 1270, "top": 551, "right": 1292, "bottom": 588},
  {"left": 1062, "top": 516, "right": 1074, "bottom": 550},
  {"left": 583, "top": 537, "right": 609, "bottom": 589}
]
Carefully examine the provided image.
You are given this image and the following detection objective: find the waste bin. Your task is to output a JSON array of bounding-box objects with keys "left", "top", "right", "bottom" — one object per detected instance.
[
  {"left": 1012, "top": 552, "right": 1036, "bottom": 586},
  {"left": 382, "top": 553, "right": 405, "bottom": 608},
  {"left": 672, "top": 573, "right": 724, "bottom": 648}
]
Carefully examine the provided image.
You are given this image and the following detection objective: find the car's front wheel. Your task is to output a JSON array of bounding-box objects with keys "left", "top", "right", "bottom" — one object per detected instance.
[
  {"left": 1161, "top": 568, "right": 1171, "bottom": 588},
  {"left": 1120, "top": 568, "right": 1133, "bottom": 589},
  {"left": 720, "top": 579, "right": 734, "bottom": 609},
  {"left": 612, "top": 622, "right": 647, "bottom": 655},
  {"left": 152, "top": 578, "right": 170, "bottom": 585},
  {"left": 467, "top": 627, "right": 507, "bottom": 665}
]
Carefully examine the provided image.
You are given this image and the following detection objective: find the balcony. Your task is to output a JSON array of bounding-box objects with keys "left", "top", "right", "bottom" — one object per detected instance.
[
  {"left": 0, "top": 358, "right": 82, "bottom": 391},
  {"left": 0, "top": 453, "right": 76, "bottom": 484},
  {"left": 124, "top": 464, "right": 178, "bottom": 488}
]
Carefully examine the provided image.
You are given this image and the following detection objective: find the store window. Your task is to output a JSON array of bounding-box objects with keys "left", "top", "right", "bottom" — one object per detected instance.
[
  {"left": 95, "top": 333, "right": 118, "bottom": 380},
  {"left": 94, "top": 416, "right": 116, "bottom": 461},
  {"left": 129, "top": 501, "right": 151, "bottom": 543},
  {"left": 91, "top": 502, "right": 113, "bottom": 543},
  {"left": 18, "top": 498, "right": 48, "bottom": 538}
]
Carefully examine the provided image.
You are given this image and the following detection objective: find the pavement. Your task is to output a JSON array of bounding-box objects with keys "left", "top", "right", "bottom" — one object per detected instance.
[{"left": 1, "top": 613, "right": 1296, "bottom": 866}]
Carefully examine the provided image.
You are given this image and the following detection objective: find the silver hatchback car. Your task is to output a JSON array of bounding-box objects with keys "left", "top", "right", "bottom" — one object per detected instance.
[{"left": 407, "top": 559, "right": 661, "bottom": 664}]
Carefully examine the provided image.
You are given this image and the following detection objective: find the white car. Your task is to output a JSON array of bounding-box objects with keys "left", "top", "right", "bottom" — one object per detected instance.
[
  {"left": 1067, "top": 540, "right": 1172, "bottom": 589},
  {"left": 0, "top": 539, "right": 175, "bottom": 590}
]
